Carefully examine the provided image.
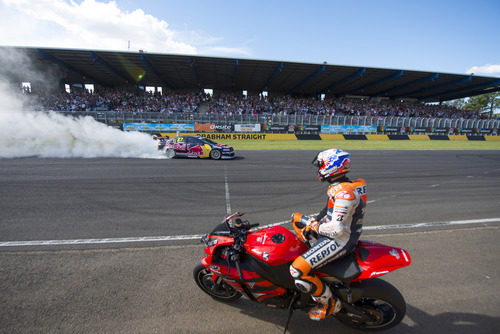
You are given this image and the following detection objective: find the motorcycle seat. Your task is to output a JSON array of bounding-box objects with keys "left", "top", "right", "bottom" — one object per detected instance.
[{"left": 315, "top": 251, "right": 361, "bottom": 282}]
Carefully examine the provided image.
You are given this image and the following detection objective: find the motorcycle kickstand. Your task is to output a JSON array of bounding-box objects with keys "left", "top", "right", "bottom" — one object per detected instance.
[{"left": 283, "top": 293, "right": 299, "bottom": 334}]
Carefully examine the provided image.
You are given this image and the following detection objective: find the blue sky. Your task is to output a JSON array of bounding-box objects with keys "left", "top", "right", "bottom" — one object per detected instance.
[{"left": 1, "top": 0, "right": 499, "bottom": 76}]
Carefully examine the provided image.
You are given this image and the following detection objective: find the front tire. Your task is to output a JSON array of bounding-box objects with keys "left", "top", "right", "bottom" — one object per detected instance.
[
  {"left": 210, "top": 149, "right": 222, "bottom": 160},
  {"left": 335, "top": 278, "right": 406, "bottom": 331},
  {"left": 193, "top": 263, "right": 242, "bottom": 302}
]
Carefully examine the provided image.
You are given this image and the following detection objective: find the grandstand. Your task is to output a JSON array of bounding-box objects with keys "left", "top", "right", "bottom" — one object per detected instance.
[
  {"left": 3, "top": 46, "right": 499, "bottom": 100},
  {"left": 1, "top": 46, "right": 499, "bottom": 136}
]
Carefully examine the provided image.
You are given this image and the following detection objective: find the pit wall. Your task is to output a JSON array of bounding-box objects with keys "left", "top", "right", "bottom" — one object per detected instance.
[{"left": 154, "top": 133, "right": 499, "bottom": 141}]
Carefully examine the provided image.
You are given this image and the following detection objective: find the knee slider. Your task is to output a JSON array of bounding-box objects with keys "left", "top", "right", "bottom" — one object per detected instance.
[
  {"left": 294, "top": 279, "right": 312, "bottom": 293},
  {"left": 289, "top": 264, "right": 301, "bottom": 279}
]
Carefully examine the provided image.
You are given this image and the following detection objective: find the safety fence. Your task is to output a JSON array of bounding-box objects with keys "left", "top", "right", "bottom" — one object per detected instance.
[
  {"left": 153, "top": 132, "right": 500, "bottom": 141},
  {"left": 58, "top": 111, "right": 499, "bottom": 135}
]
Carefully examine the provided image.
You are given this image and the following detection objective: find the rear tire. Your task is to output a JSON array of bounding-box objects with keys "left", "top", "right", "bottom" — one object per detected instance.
[
  {"left": 165, "top": 149, "right": 176, "bottom": 159},
  {"left": 335, "top": 278, "right": 406, "bottom": 331},
  {"left": 193, "top": 263, "right": 242, "bottom": 302}
]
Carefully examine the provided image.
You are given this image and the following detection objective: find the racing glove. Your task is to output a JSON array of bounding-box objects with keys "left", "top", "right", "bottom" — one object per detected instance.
[{"left": 304, "top": 220, "right": 320, "bottom": 239}]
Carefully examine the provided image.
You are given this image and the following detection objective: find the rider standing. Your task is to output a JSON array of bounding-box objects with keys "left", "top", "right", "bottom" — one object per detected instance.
[{"left": 289, "top": 148, "right": 367, "bottom": 321}]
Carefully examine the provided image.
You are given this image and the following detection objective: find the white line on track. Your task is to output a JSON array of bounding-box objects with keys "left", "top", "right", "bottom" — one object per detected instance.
[
  {"left": 224, "top": 165, "right": 231, "bottom": 215},
  {"left": 1, "top": 217, "right": 499, "bottom": 248}
]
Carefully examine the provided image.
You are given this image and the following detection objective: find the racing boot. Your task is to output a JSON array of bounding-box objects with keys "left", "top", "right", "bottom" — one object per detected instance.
[{"left": 308, "top": 286, "right": 341, "bottom": 321}]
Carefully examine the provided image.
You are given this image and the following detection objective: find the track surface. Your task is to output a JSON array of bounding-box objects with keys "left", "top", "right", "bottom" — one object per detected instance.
[{"left": 1, "top": 150, "right": 499, "bottom": 333}]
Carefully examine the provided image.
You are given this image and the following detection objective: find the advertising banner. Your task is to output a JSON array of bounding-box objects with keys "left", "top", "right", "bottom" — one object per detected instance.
[
  {"left": 429, "top": 128, "right": 449, "bottom": 134},
  {"left": 295, "top": 125, "right": 321, "bottom": 132},
  {"left": 234, "top": 124, "right": 261, "bottom": 132},
  {"left": 194, "top": 123, "right": 216, "bottom": 132},
  {"left": 456, "top": 128, "right": 475, "bottom": 134},
  {"left": 123, "top": 123, "right": 194, "bottom": 132},
  {"left": 197, "top": 133, "right": 268, "bottom": 140},
  {"left": 377, "top": 126, "right": 405, "bottom": 133},
  {"left": 276, "top": 125, "right": 322, "bottom": 133},
  {"left": 321, "top": 125, "right": 377, "bottom": 134},
  {"left": 408, "top": 127, "right": 428, "bottom": 133},
  {"left": 263, "top": 124, "right": 288, "bottom": 132},
  {"left": 214, "top": 124, "right": 234, "bottom": 132}
]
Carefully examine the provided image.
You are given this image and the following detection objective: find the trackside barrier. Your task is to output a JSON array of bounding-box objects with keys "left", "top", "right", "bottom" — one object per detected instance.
[
  {"left": 74, "top": 111, "right": 500, "bottom": 129},
  {"left": 152, "top": 133, "right": 493, "bottom": 141},
  {"left": 61, "top": 111, "right": 499, "bottom": 134}
]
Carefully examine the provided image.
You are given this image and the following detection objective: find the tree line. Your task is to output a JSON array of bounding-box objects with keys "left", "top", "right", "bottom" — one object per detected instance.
[{"left": 446, "top": 92, "right": 500, "bottom": 118}]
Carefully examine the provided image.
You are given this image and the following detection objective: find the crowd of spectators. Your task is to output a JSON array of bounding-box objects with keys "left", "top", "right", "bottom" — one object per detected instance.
[
  {"left": 204, "top": 93, "right": 484, "bottom": 119},
  {"left": 31, "top": 87, "right": 203, "bottom": 114},
  {"left": 25, "top": 86, "right": 487, "bottom": 120}
]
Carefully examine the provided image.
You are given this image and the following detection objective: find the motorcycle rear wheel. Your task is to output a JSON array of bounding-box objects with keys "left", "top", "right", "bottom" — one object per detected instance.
[
  {"left": 193, "top": 263, "right": 242, "bottom": 302},
  {"left": 335, "top": 278, "right": 406, "bottom": 331}
]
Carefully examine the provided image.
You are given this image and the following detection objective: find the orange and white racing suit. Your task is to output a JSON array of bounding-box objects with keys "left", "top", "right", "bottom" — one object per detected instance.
[{"left": 289, "top": 177, "right": 367, "bottom": 304}]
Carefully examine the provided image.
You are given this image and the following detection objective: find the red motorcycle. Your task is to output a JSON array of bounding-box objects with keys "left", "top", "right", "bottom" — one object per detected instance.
[{"left": 193, "top": 212, "right": 411, "bottom": 332}]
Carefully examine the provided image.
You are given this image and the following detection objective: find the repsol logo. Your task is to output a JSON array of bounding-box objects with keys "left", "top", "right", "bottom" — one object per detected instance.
[
  {"left": 356, "top": 185, "right": 367, "bottom": 195},
  {"left": 305, "top": 239, "right": 341, "bottom": 266}
]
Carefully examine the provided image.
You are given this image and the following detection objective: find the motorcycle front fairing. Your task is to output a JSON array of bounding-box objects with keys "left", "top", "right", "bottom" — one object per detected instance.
[{"left": 201, "top": 224, "right": 291, "bottom": 304}]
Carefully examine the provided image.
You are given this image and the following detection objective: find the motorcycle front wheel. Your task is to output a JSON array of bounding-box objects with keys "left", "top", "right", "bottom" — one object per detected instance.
[
  {"left": 335, "top": 278, "right": 406, "bottom": 331},
  {"left": 193, "top": 263, "right": 242, "bottom": 302}
]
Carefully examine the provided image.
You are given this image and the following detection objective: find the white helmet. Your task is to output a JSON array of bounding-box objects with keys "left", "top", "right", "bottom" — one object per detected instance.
[{"left": 312, "top": 149, "right": 351, "bottom": 181}]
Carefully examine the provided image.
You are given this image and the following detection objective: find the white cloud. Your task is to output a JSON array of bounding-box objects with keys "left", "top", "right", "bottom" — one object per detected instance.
[
  {"left": 0, "top": 0, "right": 197, "bottom": 54},
  {"left": 466, "top": 64, "right": 500, "bottom": 77},
  {"left": 199, "top": 46, "right": 252, "bottom": 57},
  {"left": 174, "top": 30, "right": 252, "bottom": 57}
]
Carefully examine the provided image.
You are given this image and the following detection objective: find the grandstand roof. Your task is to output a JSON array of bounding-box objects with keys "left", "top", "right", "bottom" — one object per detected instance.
[{"left": 2, "top": 46, "right": 500, "bottom": 102}]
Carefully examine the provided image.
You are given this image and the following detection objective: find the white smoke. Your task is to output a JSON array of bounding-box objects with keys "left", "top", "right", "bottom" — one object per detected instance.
[
  {"left": 0, "top": 50, "right": 164, "bottom": 159},
  {"left": 0, "top": 108, "right": 163, "bottom": 159}
]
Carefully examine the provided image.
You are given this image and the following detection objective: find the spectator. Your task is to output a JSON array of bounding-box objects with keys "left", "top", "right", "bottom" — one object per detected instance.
[{"left": 24, "top": 87, "right": 487, "bottom": 120}]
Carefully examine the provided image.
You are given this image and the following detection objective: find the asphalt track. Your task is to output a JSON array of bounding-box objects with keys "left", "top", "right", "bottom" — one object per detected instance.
[{"left": 1, "top": 150, "right": 499, "bottom": 333}]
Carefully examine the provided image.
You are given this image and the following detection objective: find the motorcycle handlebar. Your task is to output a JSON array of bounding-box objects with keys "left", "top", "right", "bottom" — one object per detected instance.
[
  {"left": 232, "top": 219, "right": 259, "bottom": 230},
  {"left": 224, "top": 221, "right": 260, "bottom": 248},
  {"left": 247, "top": 223, "right": 260, "bottom": 229},
  {"left": 303, "top": 227, "right": 318, "bottom": 240}
]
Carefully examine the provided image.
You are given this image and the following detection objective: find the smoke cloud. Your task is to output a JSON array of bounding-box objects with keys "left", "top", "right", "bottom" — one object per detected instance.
[{"left": 0, "top": 49, "right": 164, "bottom": 159}]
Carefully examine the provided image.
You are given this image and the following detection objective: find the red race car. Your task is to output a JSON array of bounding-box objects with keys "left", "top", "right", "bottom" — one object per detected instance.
[{"left": 160, "top": 135, "right": 235, "bottom": 160}]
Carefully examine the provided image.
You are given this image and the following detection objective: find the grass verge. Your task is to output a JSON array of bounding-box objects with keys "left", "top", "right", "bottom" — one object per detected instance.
[{"left": 224, "top": 140, "right": 500, "bottom": 150}]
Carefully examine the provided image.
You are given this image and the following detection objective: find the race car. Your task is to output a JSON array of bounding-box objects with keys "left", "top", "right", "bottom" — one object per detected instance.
[
  {"left": 160, "top": 135, "right": 235, "bottom": 160},
  {"left": 152, "top": 133, "right": 170, "bottom": 150}
]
